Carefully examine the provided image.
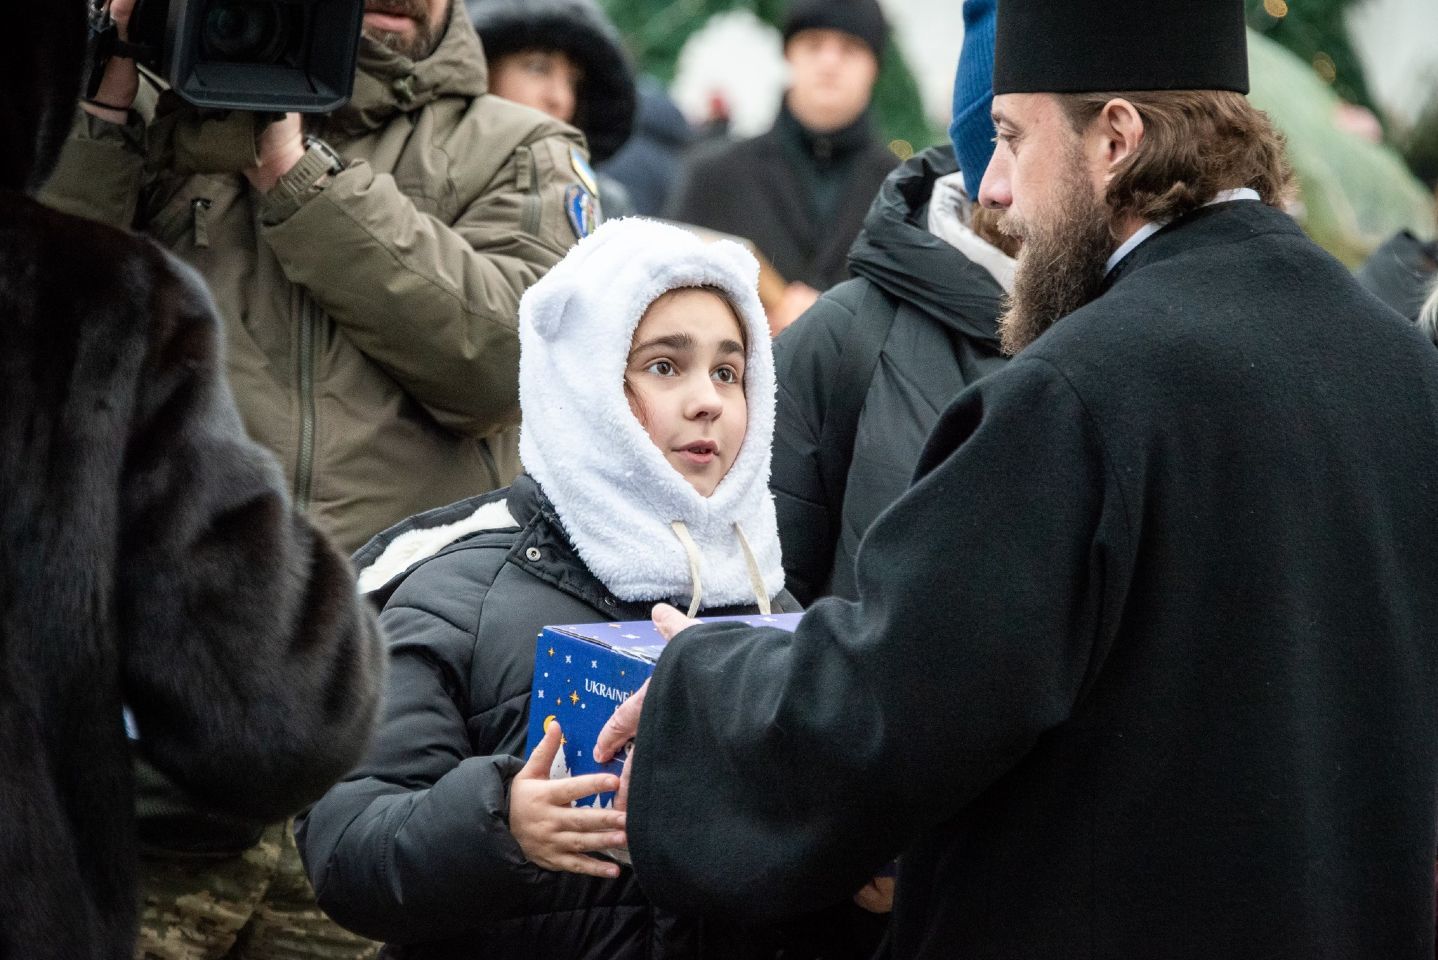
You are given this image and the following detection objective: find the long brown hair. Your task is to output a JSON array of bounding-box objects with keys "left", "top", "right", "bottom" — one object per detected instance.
[{"left": 1058, "top": 90, "right": 1296, "bottom": 225}]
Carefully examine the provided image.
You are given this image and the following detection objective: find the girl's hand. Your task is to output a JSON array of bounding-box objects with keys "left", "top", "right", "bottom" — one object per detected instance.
[{"left": 509, "top": 720, "right": 627, "bottom": 879}]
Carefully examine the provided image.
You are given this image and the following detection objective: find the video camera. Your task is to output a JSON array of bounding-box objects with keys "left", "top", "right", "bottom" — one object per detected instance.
[{"left": 88, "top": 0, "right": 365, "bottom": 113}]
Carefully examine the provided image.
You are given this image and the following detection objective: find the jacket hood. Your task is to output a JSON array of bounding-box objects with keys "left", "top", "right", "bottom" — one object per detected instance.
[
  {"left": 466, "top": 0, "right": 635, "bottom": 161},
  {"left": 6, "top": 3, "right": 87, "bottom": 194},
  {"left": 332, "top": 0, "right": 488, "bottom": 135},
  {"left": 518, "top": 218, "right": 784, "bottom": 611},
  {"left": 632, "top": 76, "right": 692, "bottom": 149},
  {"left": 847, "top": 145, "right": 1005, "bottom": 346}
]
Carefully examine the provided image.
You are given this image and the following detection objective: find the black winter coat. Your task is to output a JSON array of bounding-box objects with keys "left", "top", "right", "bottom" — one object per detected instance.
[
  {"left": 1, "top": 128, "right": 382, "bottom": 960},
  {"left": 1356, "top": 229, "right": 1437, "bottom": 322},
  {"left": 600, "top": 76, "right": 694, "bottom": 217},
  {"left": 772, "top": 146, "right": 1007, "bottom": 604},
  {"left": 624, "top": 201, "right": 1438, "bottom": 958},
  {"left": 297, "top": 474, "right": 801, "bottom": 959},
  {"left": 666, "top": 106, "right": 896, "bottom": 291}
]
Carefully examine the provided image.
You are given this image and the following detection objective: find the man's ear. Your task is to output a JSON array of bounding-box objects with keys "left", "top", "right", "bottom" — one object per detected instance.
[{"left": 1097, "top": 98, "right": 1144, "bottom": 173}]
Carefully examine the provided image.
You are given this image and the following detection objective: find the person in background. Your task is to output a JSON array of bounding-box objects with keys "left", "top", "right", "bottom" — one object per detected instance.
[
  {"left": 296, "top": 219, "right": 799, "bottom": 958},
  {"left": 598, "top": 0, "right": 1438, "bottom": 956},
  {"left": 601, "top": 75, "right": 695, "bottom": 217},
  {"left": 41, "top": 0, "right": 589, "bottom": 954},
  {"left": 44, "top": 0, "right": 589, "bottom": 558},
  {"left": 1, "top": 3, "right": 382, "bottom": 956},
  {"left": 772, "top": 0, "right": 1013, "bottom": 606},
  {"left": 1418, "top": 277, "right": 1438, "bottom": 345},
  {"left": 469, "top": 0, "right": 638, "bottom": 218},
  {"left": 1357, "top": 228, "right": 1438, "bottom": 322},
  {"left": 666, "top": 0, "right": 898, "bottom": 332}
]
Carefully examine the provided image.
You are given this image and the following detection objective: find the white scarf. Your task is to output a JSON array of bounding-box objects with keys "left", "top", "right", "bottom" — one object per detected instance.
[{"left": 518, "top": 218, "right": 784, "bottom": 612}]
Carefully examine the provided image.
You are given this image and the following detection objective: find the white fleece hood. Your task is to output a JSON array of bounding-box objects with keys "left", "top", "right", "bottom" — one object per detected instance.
[{"left": 518, "top": 217, "right": 784, "bottom": 610}]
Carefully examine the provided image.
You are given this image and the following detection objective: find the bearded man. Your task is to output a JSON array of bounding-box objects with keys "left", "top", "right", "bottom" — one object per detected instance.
[
  {"left": 41, "top": 0, "right": 591, "bottom": 956},
  {"left": 595, "top": 0, "right": 1438, "bottom": 956}
]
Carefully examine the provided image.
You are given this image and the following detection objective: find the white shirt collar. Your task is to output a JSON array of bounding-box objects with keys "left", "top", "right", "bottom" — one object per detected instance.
[{"left": 1104, "top": 187, "right": 1262, "bottom": 276}]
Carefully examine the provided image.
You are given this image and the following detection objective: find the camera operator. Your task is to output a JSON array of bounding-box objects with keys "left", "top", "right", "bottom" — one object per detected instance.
[
  {"left": 42, "top": 0, "right": 592, "bottom": 956},
  {"left": 45, "top": 0, "right": 591, "bottom": 556}
]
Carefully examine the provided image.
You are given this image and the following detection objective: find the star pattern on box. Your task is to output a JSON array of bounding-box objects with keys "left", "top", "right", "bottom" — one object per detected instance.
[{"left": 528, "top": 613, "right": 803, "bottom": 809}]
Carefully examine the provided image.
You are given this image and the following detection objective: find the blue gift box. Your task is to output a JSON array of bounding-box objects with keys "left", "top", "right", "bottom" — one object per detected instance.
[{"left": 526, "top": 612, "right": 803, "bottom": 808}]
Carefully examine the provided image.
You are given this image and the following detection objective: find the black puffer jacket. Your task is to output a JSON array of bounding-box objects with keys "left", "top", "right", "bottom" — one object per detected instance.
[
  {"left": 297, "top": 474, "right": 800, "bottom": 959},
  {"left": 1356, "top": 229, "right": 1438, "bottom": 323},
  {"left": 771, "top": 146, "right": 1008, "bottom": 604}
]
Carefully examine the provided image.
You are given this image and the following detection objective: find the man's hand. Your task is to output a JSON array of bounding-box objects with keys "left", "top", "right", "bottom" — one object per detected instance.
[
  {"left": 651, "top": 602, "right": 701, "bottom": 642},
  {"left": 508, "top": 720, "right": 627, "bottom": 879},
  {"left": 593, "top": 680, "right": 645, "bottom": 813},
  {"left": 593, "top": 604, "right": 702, "bottom": 811},
  {"left": 853, "top": 876, "right": 896, "bottom": 914},
  {"left": 593, "top": 604, "right": 698, "bottom": 763},
  {"left": 83, "top": 0, "right": 140, "bottom": 122},
  {"left": 244, "top": 113, "right": 306, "bottom": 193}
]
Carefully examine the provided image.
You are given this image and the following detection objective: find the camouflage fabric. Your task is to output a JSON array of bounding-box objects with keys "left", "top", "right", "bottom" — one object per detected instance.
[{"left": 136, "top": 821, "right": 378, "bottom": 960}]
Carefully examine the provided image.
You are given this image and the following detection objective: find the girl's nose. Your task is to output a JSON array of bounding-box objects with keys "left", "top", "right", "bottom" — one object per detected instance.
[{"left": 685, "top": 376, "right": 724, "bottom": 421}]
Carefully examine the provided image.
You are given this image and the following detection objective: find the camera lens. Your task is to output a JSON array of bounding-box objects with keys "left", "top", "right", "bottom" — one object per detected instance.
[{"left": 202, "top": 0, "right": 291, "bottom": 63}]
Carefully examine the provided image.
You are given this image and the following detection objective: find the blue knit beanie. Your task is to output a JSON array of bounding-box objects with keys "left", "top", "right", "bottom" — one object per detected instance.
[{"left": 950, "top": 0, "right": 998, "bottom": 198}]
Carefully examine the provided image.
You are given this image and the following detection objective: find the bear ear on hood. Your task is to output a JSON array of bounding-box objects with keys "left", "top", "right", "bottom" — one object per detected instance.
[
  {"left": 709, "top": 239, "right": 761, "bottom": 292},
  {"left": 520, "top": 273, "right": 576, "bottom": 341},
  {"left": 5, "top": 1, "right": 88, "bottom": 195}
]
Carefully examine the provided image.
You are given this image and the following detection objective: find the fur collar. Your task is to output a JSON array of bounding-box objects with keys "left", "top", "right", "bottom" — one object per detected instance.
[
  {"left": 356, "top": 497, "right": 518, "bottom": 594},
  {"left": 518, "top": 218, "right": 784, "bottom": 609}
]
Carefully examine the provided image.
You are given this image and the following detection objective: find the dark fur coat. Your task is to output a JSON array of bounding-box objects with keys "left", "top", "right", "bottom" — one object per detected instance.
[{"left": 0, "top": 6, "right": 383, "bottom": 958}]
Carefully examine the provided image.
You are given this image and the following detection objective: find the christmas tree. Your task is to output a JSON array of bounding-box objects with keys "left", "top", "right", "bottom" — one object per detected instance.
[{"left": 1246, "top": 0, "right": 1377, "bottom": 118}]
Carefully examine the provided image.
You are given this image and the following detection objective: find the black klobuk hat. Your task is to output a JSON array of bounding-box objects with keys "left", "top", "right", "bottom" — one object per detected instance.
[{"left": 993, "top": 0, "right": 1249, "bottom": 95}]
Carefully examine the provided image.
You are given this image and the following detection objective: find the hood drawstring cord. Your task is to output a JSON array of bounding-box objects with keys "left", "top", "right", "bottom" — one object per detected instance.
[
  {"left": 669, "top": 520, "right": 771, "bottom": 619},
  {"left": 670, "top": 521, "right": 704, "bottom": 619},
  {"left": 734, "top": 523, "right": 772, "bottom": 615}
]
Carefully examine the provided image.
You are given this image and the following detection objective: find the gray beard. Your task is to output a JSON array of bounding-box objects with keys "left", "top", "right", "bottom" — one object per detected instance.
[{"left": 998, "top": 176, "right": 1116, "bottom": 356}]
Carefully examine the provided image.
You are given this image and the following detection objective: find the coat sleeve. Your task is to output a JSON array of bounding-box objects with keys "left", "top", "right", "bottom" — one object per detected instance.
[
  {"left": 38, "top": 107, "right": 149, "bottom": 231},
  {"left": 770, "top": 292, "right": 857, "bottom": 605},
  {"left": 296, "top": 554, "right": 561, "bottom": 944},
  {"left": 257, "top": 129, "right": 586, "bottom": 438},
  {"left": 626, "top": 357, "right": 1134, "bottom": 920},
  {"left": 118, "top": 252, "right": 384, "bottom": 824}
]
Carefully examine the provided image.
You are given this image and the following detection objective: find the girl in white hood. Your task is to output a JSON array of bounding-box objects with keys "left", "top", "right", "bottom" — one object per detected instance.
[{"left": 298, "top": 218, "right": 796, "bottom": 958}]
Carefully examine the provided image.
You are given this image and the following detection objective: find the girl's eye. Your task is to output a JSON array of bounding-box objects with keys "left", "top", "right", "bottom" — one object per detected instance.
[
  {"left": 712, "top": 366, "right": 740, "bottom": 385},
  {"left": 644, "top": 360, "right": 675, "bottom": 376}
]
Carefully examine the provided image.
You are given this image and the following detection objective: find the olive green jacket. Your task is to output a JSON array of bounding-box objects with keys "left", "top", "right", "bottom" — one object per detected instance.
[{"left": 43, "top": 3, "right": 587, "bottom": 552}]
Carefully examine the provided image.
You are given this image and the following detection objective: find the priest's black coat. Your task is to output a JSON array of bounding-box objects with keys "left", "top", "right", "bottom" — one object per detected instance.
[{"left": 625, "top": 200, "right": 1438, "bottom": 959}]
